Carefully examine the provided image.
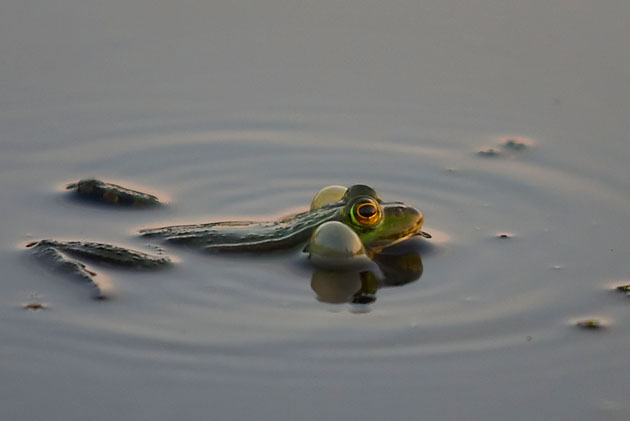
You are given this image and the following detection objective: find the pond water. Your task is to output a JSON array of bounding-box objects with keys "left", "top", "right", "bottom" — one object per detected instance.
[{"left": 1, "top": 1, "right": 629, "bottom": 420}]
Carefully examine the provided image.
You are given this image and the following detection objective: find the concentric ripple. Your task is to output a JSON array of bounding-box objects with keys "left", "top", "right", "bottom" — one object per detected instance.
[{"left": 6, "top": 122, "right": 630, "bottom": 382}]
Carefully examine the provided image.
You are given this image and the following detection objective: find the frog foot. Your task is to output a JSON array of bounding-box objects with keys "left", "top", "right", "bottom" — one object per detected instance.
[
  {"left": 66, "top": 178, "right": 162, "bottom": 207},
  {"left": 26, "top": 240, "right": 171, "bottom": 299}
]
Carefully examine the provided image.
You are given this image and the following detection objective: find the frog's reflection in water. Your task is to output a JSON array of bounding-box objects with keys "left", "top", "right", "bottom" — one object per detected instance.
[{"left": 310, "top": 247, "right": 423, "bottom": 310}]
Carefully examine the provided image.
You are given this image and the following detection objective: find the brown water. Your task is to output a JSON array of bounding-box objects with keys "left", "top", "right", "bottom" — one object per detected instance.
[{"left": 2, "top": 1, "right": 630, "bottom": 420}]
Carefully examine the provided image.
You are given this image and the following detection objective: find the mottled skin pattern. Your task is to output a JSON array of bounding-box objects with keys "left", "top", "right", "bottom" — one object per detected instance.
[
  {"left": 140, "top": 203, "right": 343, "bottom": 251},
  {"left": 27, "top": 239, "right": 170, "bottom": 299},
  {"left": 27, "top": 239, "right": 170, "bottom": 268}
]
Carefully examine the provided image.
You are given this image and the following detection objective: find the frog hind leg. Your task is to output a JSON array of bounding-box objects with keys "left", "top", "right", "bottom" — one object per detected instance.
[{"left": 26, "top": 240, "right": 171, "bottom": 300}]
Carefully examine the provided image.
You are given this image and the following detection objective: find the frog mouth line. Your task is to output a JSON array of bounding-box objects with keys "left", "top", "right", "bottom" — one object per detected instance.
[{"left": 367, "top": 220, "right": 425, "bottom": 250}]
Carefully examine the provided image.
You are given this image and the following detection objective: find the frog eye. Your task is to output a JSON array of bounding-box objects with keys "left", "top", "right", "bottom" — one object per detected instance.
[{"left": 350, "top": 199, "right": 382, "bottom": 227}]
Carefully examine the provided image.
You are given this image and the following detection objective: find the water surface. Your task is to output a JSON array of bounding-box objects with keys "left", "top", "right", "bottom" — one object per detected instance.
[{"left": 1, "top": 1, "right": 630, "bottom": 420}]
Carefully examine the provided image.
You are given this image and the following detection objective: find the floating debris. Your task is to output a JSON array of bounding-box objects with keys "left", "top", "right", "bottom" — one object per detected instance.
[
  {"left": 26, "top": 239, "right": 170, "bottom": 299},
  {"left": 500, "top": 136, "right": 534, "bottom": 151},
  {"left": 476, "top": 136, "right": 535, "bottom": 158},
  {"left": 23, "top": 302, "right": 47, "bottom": 311},
  {"left": 497, "top": 233, "right": 512, "bottom": 239},
  {"left": 477, "top": 148, "right": 500, "bottom": 157},
  {"left": 576, "top": 319, "right": 605, "bottom": 330},
  {"left": 66, "top": 178, "right": 161, "bottom": 207}
]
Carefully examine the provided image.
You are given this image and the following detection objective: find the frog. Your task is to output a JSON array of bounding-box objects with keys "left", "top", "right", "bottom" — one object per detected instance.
[{"left": 27, "top": 181, "right": 430, "bottom": 300}]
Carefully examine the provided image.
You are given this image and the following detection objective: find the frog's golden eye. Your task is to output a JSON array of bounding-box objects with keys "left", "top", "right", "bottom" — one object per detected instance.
[{"left": 350, "top": 199, "right": 382, "bottom": 227}]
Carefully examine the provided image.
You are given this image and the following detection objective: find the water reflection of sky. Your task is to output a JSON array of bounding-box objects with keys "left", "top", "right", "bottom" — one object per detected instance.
[{"left": 2, "top": 1, "right": 630, "bottom": 420}]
